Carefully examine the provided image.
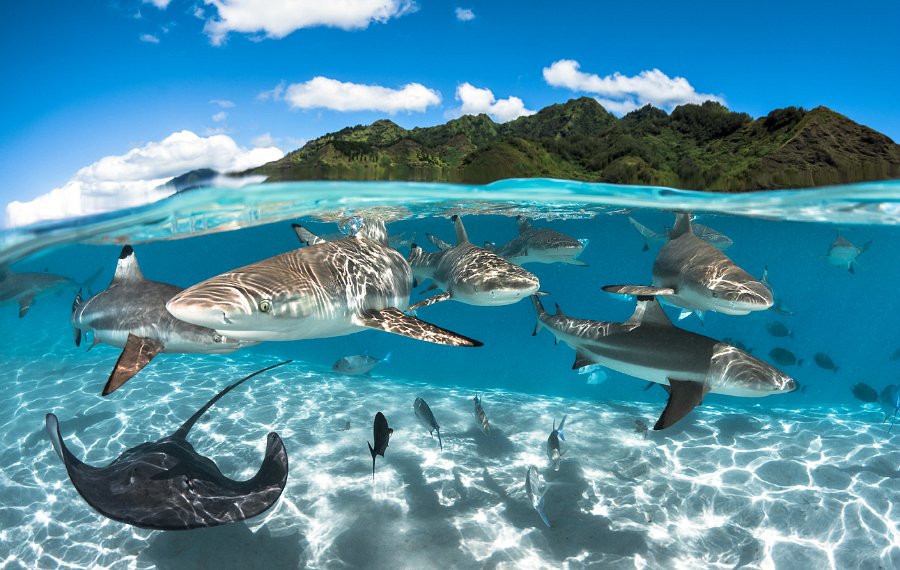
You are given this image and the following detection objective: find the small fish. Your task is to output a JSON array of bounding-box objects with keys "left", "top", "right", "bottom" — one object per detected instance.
[
  {"left": 547, "top": 415, "right": 567, "bottom": 471},
  {"left": 765, "top": 321, "right": 793, "bottom": 339},
  {"left": 367, "top": 412, "right": 393, "bottom": 479},
  {"left": 333, "top": 353, "right": 391, "bottom": 376},
  {"left": 413, "top": 397, "right": 442, "bottom": 451},
  {"left": 827, "top": 233, "right": 871, "bottom": 274},
  {"left": 813, "top": 352, "right": 839, "bottom": 373},
  {"left": 634, "top": 420, "right": 649, "bottom": 438},
  {"left": 878, "top": 385, "right": 900, "bottom": 431},
  {"left": 525, "top": 466, "right": 551, "bottom": 528},
  {"left": 851, "top": 383, "right": 878, "bottom": 403},
  {"left": 769, "top": 348, "right": 803, "bottom": 367},
  {"left": 761, "top": 266, "right": 794, "bottom": 316},
  {"left": 473, "top": 392, "right": 491, "bottom": 436},
  {"left": 722, "top": 337, "right": 753, "bottom": 354}
]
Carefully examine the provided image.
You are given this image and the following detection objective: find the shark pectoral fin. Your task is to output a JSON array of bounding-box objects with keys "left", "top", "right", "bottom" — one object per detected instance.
[
  {"left": 564, "top": 259, "right": 588, "bottom": 266},
  {"left": 602, "top": 285, "right": 675, "bottom": 296},
  {"left": 408, "top": 291, "right": 452, "bottom": 311},
  {"left": 356, "top": 307, "right": 482, "bottom": 347},
  {"left": 102, "top": 334, "right": 164, "bottom": 396},
  {"left": 572, "top": 353, "right": 594, "bottom": 370},
  {"left": 74, "top": 328, "right": 82, "bottom": 347},
  {"left": 18, "top": 294, "right": 35, "bottom": 318},
  {"left": 653, "top": 379, "right": 709, "bottom": 430},
  {"left": 87, "top": 336, "right": 102, "bottom": 351}
]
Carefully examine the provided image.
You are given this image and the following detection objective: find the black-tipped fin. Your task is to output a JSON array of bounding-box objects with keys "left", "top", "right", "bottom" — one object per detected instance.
[
  {"left": 451, "top": 215, "right": 469, "bottom": 244},
  {"left": 18, "top": 294, "right": 34, "bottom": 318},
  {"left": 356, "top": 307, "right": 482, "bottom": 347},
  {"left": 110, "top": 245, "right": 144, "bottom": 285},
  {"left": 292, "top": 224, "right": 327, "bottom": 246},
  {"left": 102, "top": 334, "right": 164, "bottom": 396},
  {"left": 653, "top": 379, "right": 709, "bottom": 430},
  {"left": 573, "top": 352, "right": 594, "bottom": 369}
]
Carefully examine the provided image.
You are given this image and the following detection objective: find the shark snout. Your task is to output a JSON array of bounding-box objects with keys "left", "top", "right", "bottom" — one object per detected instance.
[{"left": 167, "top": 284, "right": 253, "bottom": 329}]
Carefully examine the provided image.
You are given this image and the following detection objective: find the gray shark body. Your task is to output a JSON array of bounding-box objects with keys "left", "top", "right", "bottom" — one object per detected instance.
[
  {"left": 72, "top": 246, "right": 250, "bottom": 395},
  {"left": 491, "top": 216, "right": 587, "bottom": 266},
  {"left": 608, "top": 214, "right": 772, "bottom": 316},
  {"left": 166, "top": 221, "right": 481, "bottom": 347},
  {"left": 0, "top": 268, "right": 75, "bottom": 318},
  {"left": 45, "top": 361, "right": 290, "bottom": 530},
  {"left": 532, "top": 295, "right": 795, "bottom": 429},
  {"left": 407, "top": 215, "right": 541, "bottom": 311},
  {"left": 413, "top": 397, "right": 442, "bottom": 451},
  {"left": 827, "top": 233, "right": 871, "bottom": 274},
  {"left": 628, "top": 216, "right": 733, "bottom": 252}
]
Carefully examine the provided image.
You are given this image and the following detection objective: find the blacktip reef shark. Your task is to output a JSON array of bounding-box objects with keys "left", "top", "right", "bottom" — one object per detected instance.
[
  {"left": 1, "top": 265, "right": 100, "bottom": 318},
  {"left": 486, "top": 216, "right": 588, "bottom": 266},
  {"left": 531, "top": 294, "right": 796, "bottom": 430},
  {"left": 606, "top": 213, "right": 772, "bottom": 319},
  {"left": 72, "top": 246, "right": 252, "bottom": 396},
  {"left": 166, "top": 220, "right": 482, "bottom": 347},
  {"left": 628, "top": 216, "right": 733, "bottom": 251},
  {"left": 406, "top": 215, "right": 541, "bottom": 311},
  {"left": 46, "top": 360, "right": 291, "bottom": 531},
  {"left": 827, "top": 232, "right": 871, "bottom": 274}
]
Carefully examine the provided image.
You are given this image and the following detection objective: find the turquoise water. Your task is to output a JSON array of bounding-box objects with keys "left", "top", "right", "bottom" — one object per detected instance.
[{"left": 1, "top": 179, "right": 899, "bottom": 568}]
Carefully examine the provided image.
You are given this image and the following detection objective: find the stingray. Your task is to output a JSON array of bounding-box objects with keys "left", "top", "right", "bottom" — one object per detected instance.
[{"left": 45, "top": 360, "right": 292, "bottom": 531}]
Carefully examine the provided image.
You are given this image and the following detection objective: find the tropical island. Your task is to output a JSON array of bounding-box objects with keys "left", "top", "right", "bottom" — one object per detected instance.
[{"left": 251, "top": 98, "right": 900, "bottom": 191}]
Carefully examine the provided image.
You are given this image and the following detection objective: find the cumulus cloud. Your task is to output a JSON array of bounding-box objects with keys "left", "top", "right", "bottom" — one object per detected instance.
[
  {"left": 5, "top": 131, "right": 283, "bottom": 228},
  {"left": 204, "top": 0, "right": 417, "bottom": 45},
  {"left": 140, "top": 33, "right": 160, "bottom": 43},
  {"left": 543, "top": 59, "right": 723, "bottom": 114},
  {"left": 210, "top": 98, "right": 235, "bottom": 108},
  {"left": 257, "top": 81, "right": 286, "bottom": 101},
  {"left": 282, "top": 76, "right": 441, "bottom": 114},
  {"left": 212, "top": 111, "right": 228, "bottom": 122},
  {"left": 455, "top": 7, "right": 474, "bottom": 21},
  {"left": 454, "top": 83, "right": 534, "bottom": 123}
]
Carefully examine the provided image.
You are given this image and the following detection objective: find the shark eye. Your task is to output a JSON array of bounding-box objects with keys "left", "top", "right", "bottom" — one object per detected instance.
[
  {"left": 711, "top": 291, "right": 719, "bottom": 298},
  {"left": 212, "top": 333, "right": 222, "bottom": 343},
  {"left": 258, "top": 299, "right": 272, "bottom": 313}
]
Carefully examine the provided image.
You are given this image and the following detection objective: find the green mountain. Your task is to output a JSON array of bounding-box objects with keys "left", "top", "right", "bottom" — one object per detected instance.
[{"left": 253, "top": 98, "right": 900, "bottom": 191}]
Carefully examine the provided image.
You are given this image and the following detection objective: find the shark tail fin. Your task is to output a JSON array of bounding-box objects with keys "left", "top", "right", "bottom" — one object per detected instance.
[
  {"left": 72, "top": 289, "right": 84, "bottom": 347},
  {"left": 531, "top": 295, "right": 547, "bottom": 336},
  {"left": 368, "top": 441, "right": 377, "bottom": 479}
]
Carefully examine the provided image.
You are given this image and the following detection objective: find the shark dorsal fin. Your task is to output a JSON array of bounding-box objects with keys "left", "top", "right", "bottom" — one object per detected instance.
[
  {"left": 171, "top": 360, "right": 292, "bottom": 441},
  {"left": 627, "top": 297, "right": 672, "bottom": 327},
  {"left": 451, "top": 215, "right": 469, "bottom": 244},
  {"left": 357, "top": 220, "right": 389, "bottom": 245},
  {"left": 669, "top": 213, "right": 693, "bottom": 239},
  {"left": 516, "top": 216, "right": 531, "bottom": 234},
  {"left": 111, "top": 246, "right": 144, "bottom": 285}
]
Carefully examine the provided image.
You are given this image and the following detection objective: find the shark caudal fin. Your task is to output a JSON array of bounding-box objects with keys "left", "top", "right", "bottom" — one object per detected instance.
[
  {"left": 530, "top": 294, "right": 548, "bottom": 336},
  {"left": 356, "top": 307, "right": 482, "bottom": 347},
  {"left": 72, "top": 289, "right": 84, "bottom": 347}
]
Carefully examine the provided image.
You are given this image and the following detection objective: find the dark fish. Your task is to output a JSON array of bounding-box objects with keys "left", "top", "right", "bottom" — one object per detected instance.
[
  {"left": 332, "top": 353, "right": 390, "bottom": 376},
  {"left": 367, "top": 412, "right": 393, "bottom": 479},
  {"left": 768, "top": 348, "right": 803, "bottom": 367},
  {"left": 722, "top": 337, "right": 752, "bottom": 353},
  {"left": 851, "top": 383, "right": 879, "bottom": 403},
  {"left": 814, "top": 352, "right": 839, "bottom": 373},
  {"left": 765, "top": 321, "right": 793, "bottom": 338},
  {"left": 413, "top": 397, "right": 442, "bottom": 451},
  {"left": 46, "top": 361, "right": 291, "bottom": 530}
]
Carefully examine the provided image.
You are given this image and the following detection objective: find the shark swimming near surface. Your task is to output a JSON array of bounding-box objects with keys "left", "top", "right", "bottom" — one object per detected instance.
[
  {"left": 45, "top": 360, "right": 291, "bottom": 530},
  {"left": 166, "top": 220, "right": 482, "bottom": 347},
  {"left": 413, "top": 397, "right": 442, "bottom": 451},
  {"left": 407, "top": 215, "right": 541, "bottom": 311},
  {"left": 1, "top": 265, "right": 100, "bottom": 318},
  {"left": 72, "top": 246, "right": 252, "bottom": 395},
  {"left": 628, "top": 216, "right": 733, "bottom": 252},
  {"left": 487, "top": 216, "right": 587, "bottom": 266},
  {"left": 827, "top": 232, "right": 871, "bottom": 274},
  {"left": 606, "top": 213, "right": 772, "bottom": 319},
  {"left": 531, "top": 294, "right": 796, "bottom": 429}
]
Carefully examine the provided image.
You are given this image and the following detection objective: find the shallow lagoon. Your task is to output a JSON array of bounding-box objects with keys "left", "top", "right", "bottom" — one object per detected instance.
[{"left": 1, "top": 179, "right": 899, "bottom": 568}]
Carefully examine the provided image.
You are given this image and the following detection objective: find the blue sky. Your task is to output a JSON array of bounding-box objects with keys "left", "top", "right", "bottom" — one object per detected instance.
[{"left": 2, "top": 0, "right": 898, "bottom": 225}]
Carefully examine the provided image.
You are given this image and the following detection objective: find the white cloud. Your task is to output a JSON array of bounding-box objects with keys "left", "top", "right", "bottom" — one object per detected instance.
[
  {"left": 543, "top": 59, "right": 723, "bottom": 114},
  {"left": 140, "top": 33, "right": 160, "bottom": 43},
  {"left": 204, "top": 0, "right": 417, "bottom": 45},
  {"left": 210, "top": 99, "right": 235, "bottom": 108},
  {"left": 257, "top": 81, "right": 286, "bottom": 101},
  {"left": 143, "top": 0, "right": 171, "bottom": 9},
  {"left": 212, "top": 111, "right": 228, "bottom": 122},
  {"left": 455, "top": 7, "right": 474, "bottom": 21},
  {"left": 5, "top": 131, "right": 284, "bottom": 228},
  {"left": 455, "top": 83, "right": 534, "bottom": 123},
  {"left": 282, "top": 76, "right": 441, "bottom": 114},
  {"left": 251, "top": 133, "right": 276, "bottom": 147}
]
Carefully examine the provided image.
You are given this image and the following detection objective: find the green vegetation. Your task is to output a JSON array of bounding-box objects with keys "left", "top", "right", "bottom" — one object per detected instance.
[{"left": 252, "top": 98, "right": 900, "bottom": 191}]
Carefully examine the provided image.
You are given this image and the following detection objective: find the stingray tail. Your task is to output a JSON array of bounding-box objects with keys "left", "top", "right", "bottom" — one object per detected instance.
[{"left": 172, "top": 360, "right": 292, "bottom": 441}]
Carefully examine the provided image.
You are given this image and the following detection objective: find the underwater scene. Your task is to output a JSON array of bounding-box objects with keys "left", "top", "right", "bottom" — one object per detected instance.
[{"left": 1, "top": 179, "right": 899, "bottom": 569}]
